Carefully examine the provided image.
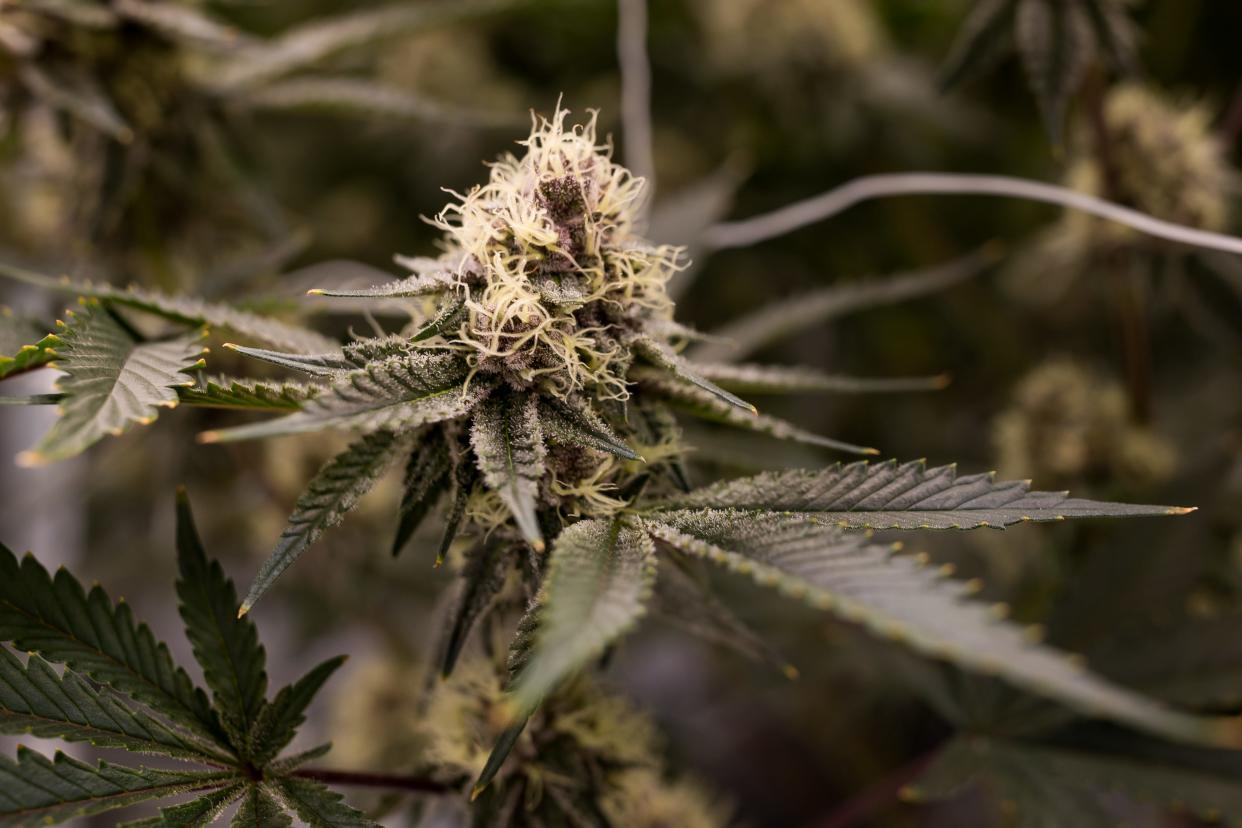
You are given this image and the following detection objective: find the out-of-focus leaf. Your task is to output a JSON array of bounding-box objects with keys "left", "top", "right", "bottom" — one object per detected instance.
[{"left": 19, "top": 303, "right": 206, "bottom": 465}]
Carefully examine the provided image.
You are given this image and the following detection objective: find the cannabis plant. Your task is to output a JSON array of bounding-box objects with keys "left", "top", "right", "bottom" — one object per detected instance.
[
  {"left": 4, "top": 102, "right": 1242, "bottom": 824},
  {"left": 0, "top": 490, "right": 372, "bottom": 826}
]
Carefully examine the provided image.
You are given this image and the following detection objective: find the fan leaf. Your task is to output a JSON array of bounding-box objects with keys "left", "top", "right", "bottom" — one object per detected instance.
[
  {"left": 247, "top": 656, "right": 346, "bottom": 766},
  {"left": 652, "top": 459, "right": 1191, "bottom": 528},
  {"left": 644, "top": 511, "right": 1242, "bottom": 748},
  {"left": 177, "top": 378, "right": 319, "bottom": 411},
  {"left": 221, "top": 345, "right": 349, "bottom": 376},
  {"left": 175, "top": 491, "right": 268, "bottom": 752},
  {"left": 690, "top": 363, "right": 950, "bottom": 395},
  {"left": 0, "top": 748, "right": 232, "bottom": 828},
  {"left": 0, "top": 543, "right": 225, "bottom": 748},
  {"left": 200, "top": 353, "right": 477, "bottom": 443},
  {"left": 510, "top": 519, "right": 657, "bottom": 714},
  {"left": 19, "top": 303, "right": 206, "bottom": 465},
  {"left": 240, "top": 430, "right": 405, "bottom": 615},
  {"left": 0, "top": 262, "right": 337, "bottom": 354},
  {"left": 908, "top": 736, "right": 1242, "bottom": 827},
  {"left": 270, "top": 777, "right": 378, "bottom": 828},
  {"left": 470, "top": 393, "right": 547, "bottom": 550},
  {"left": 391, "top": 433, "right": 451, "bottom": 557},
  {"left": 630, "top": 335, "right": 756, "bottom": 414},
  {"left": 540, "top": 396, "right": 641, "bottom": 461},
  {"left": 0, "top": 649, "right": 225, "bottom": 763},
  {"left": 634, "top": 367, "right": 877, "bottom": 455},
  {"left": 231, "top": 785, "right": 292, "bottom": 827},
  {"left": 441, "top": 541, "right": 517, "bottom": 677}
]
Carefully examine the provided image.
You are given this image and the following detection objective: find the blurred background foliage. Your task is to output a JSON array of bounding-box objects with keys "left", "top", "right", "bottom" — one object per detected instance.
[{"left": 2, "top": 0, "right": 1242, "bottom": 825}]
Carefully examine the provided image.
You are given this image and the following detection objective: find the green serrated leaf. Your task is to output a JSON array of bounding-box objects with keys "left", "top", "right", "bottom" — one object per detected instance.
[
  {"left": 0, "top": 649, "right": 225, "bottom": 762},
  {"left": 411, "top": 295, "right": 468, "bottom": 342},
  {"left": 470, "top": 393, "right": 547, "bottom": 550},
  {"left": 306, "top": 270, "right": 454, "bottom": 299},
  {"left": 630, "top": 335, "right": 756, "bottom": 414},
  {"left": 270, "top": 776, "right": 378, "bottom": 828},
  {"left": 0, "top": 747, "right": 232, "bottom": 828},
  {"left": 201, "top": 353, "right": 478, "bottom": 443},
  {"left": 0, "top": 543, "right": 226, "bottom": 749},
  {"left": 133, "top": 783, "right": 246, "bottom": 828},
  {"left": 248, "top": 656, "right": 346, "bottom": 766},
  {"left": 177, "top": 378, "right": 319, "bottom": 411},
  {"left": 541, "top": 396, "right": 642, "bottom": 461},
  {"left": 509, "top": 519, "right": 656, "bottom": 714},
  {"left": 391, "top": 433, "right": 451, "bottom": 557},
  {"left": 690, "top": 363, "right": 950, "bottom": 395},
  {"left": 442, "top": 541, "right": 517, "bottom": 677},
  {"left": 223, "top": 344, "right": 349, "bottom": 376},
  {"left": 910, "top": 736, "right": 1242, "bottom": 827},
  {"left": 19, "top": 302, "right": 206, "bottom": 465},
  {"left": 175, "top": 491, "right": 268, "bottom": 752},
  {"left": 939, "top": 0, "right": 1021, "bottom": 90},
  {"left": 643, "top": 511, "right": 1242, "bottom": 749},
  {"left": 0, "top": 262, "right": 337, "bottom": 354},
  {"left": 650, "top": 459, "right": 1193, "bottom": 528},
  {"left": 634, "top": 367, "right": 877, "bottom": 455},
  {"left": 0, "top": 309, "right": 54, "bottom": 380},
  {"left": 240, "top": 430, "right": 404, "bottom": 614},
  {"left": 231, "top": 784, "right": 292, "bottom": 827}
]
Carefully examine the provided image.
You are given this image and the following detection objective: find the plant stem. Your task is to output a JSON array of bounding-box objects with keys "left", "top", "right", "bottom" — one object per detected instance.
[{"left": 291, "top": 768, "right": 454, "bottom": 794}]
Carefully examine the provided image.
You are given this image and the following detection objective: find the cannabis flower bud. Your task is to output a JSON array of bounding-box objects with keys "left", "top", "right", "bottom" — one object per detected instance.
[
  {"left": 215, "top": 106, "right": 778, "bottom": 567},
  {"left": 433, "top": 107, "right": 681, "bottom": 402},
  {"left": 328, "top": 651, "right": 727, "bottom": 827},
  {"left": 1065, "top": 83, "right": 1232, "bottom": 240},
  {"left": 994, "top": 358, "right": 1175, "bottom": 488}
]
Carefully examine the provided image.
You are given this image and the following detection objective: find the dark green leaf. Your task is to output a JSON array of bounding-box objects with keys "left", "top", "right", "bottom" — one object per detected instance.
[
  {"left": 644, "top": 511, "right": 1242, "bottom": 749},
  {"left": 0, "top": 649, "right": 224, "bottom": 762},
  {"left": 231, "top": 785, "right": 292, "bottom": 827},
  {"left": 391, "top": 433, "right": 451, "bottom": 557},
  {"left": 200, "top": 353, "right": 478, "bottom": 443},
  {"left": 442, "top": 541, "right": 516, "bottom": 677},
  {"left": 270, "top": 776, "right": 378, "bottom": 828},
  {"left": 175, "top": 491, "right": 268, "bottom": 750},
  {"left": 652, "top": 459, "right": 1193, "bottom": 528},
  {"left": 0, "top": 543, "right": 225, "bottom": 748},
  {"left": 241, "top": 430, "right": 404, "bottom": 614},
  {"left": 540, "top": 397, "right": 642, "bottom": 461},
  {"left": 0, "top": 747, "right": 231, "bottom": 828},
  {"left": 248, "top": 656, "right": 346, "bottom": 766},
  {"left": 510, "top": 519, "right": 656, "bottom": 713}
]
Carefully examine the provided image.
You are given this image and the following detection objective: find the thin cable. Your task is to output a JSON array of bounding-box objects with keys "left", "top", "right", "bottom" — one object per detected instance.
[{"left": 703, "top": 172, "right": 1242, "bottom": 256}]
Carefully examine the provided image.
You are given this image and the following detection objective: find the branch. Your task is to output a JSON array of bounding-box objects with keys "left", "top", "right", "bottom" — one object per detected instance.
[
  {"left": 617, "top": 0, "right": 655, "bottom": 207},
  {"left": 291, "top": 768, "right": 454, "bottom": 794},
  {"left": 701, "top": 172, "right": 1242, "bottom": 256}
]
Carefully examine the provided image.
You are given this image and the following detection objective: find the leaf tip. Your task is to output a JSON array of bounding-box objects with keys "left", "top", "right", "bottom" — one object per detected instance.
[
  {"left": 306, "top": 289, "right": 325, "bottom": 296},
  {"left": 198, "top": 431, "right": 220, "bottom": 444},
  {"left": 782, "top": 664, "right": 800, "bottom": 681},
  {"left": 15, "top": 451, "right": 43, "bottom": 468},
  {"left": 237, "top": 603, "right": 251, "bottom": 618},
  {"left": 862, "top": 447, "right": 881, "bottom": 456},
  {"left": 1168, "top": 506, "right": 1198, "bottom": 516}
]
